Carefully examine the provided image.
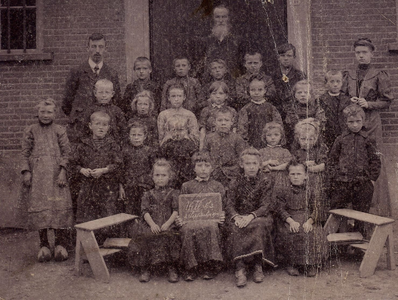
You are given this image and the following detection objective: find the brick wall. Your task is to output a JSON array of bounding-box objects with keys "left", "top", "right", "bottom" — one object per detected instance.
[
  {"left": 0, "top": 0, "right": 126, "bottom": 152},
  {"left": 311, "top": 0, "right": 398, "bottom": 143}
]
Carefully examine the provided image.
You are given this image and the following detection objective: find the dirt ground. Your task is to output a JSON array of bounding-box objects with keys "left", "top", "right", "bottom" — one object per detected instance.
[{"left": 0, "top": 229, "right": 397, "bottom": 300}]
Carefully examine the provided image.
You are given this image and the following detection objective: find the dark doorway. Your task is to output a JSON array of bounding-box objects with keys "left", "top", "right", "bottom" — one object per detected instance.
[{"left": 149, "top": 0, "right": 287, "bottom": 85}]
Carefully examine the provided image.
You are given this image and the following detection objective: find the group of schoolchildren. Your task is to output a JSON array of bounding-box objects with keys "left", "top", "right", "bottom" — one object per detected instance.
[{"left": 21, "top": 37, "right": 387, "bottom": 288}]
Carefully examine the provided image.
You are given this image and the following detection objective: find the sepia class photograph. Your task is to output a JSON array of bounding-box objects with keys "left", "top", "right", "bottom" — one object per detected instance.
[{"left": 1, "top": 0, "right": 398, "bottom": 299}]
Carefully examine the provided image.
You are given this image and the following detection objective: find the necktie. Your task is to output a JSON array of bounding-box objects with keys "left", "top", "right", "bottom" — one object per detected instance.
[{"left": 94, "top": 65, "right": 99, "bottom": 75}]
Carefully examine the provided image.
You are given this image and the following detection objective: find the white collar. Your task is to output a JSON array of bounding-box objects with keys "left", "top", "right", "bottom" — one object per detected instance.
[
  {"left": 212, "top": 104, "right": 224, "bottom": 109},
  {"left": 88, "top": 58, "right": 103, "bottom": 72},
  {"left": 195, "top": 177, "right": 209, "bottom": 182},
  {"left": 328, "top": 91, "right": 340, "bottom": 97},
  {"left": 251, "top": 99, "right": 266, "bottom": 105}
]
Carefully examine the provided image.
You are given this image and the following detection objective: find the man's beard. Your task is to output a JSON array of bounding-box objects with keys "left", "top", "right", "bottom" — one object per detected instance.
[{"left": 211, "top": 24, "right": 230, "bottom": 40}]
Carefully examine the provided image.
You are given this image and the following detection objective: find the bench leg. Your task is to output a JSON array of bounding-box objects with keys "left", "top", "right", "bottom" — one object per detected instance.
[
  {"left": 75, "top": 230, "right": 84, "bottom": 276},
  {"left": 385, "top": 224, "right": 396, "bottom": 271},
  {"left": 359, "top": 225, "right": 389, "bottom": 278},
  {"left": 324, "top": 214, "right": 342, "bottom": 235},
  {"left": 78, "top": 230, "right": 110, "bottom": 283}
]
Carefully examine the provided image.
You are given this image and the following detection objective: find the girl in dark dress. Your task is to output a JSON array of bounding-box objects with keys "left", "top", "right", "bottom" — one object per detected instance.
[
  {"left": 273, "top": 162, "right": 328, "bottom": 277},
  {"left": 127, "top": 159, "right": 180, "bottom": 283}
]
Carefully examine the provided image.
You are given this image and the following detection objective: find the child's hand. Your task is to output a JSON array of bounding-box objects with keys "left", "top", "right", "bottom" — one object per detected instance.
[
  {"left": 23, "top": 171, "right": 32, "bottom": 187},
  {"left": 150, "top": 223, "right": 161, "bottom": 234},
  {"left": 356, "top": 97, "right": 368, "bottom": 108},
  {"left": 161, "top": 222, "right": 171, "bottom": 231},
  {"left": 57, "top": 169, "right": 67, "bottom": 187},
  {"left": 303, "top": 221, "right": 313, "bottom": 233},
  {"left": 91, "top": 168, "right": 108, "bottom": 178},
  {"left": 175, "top": 216, "right": 185, "bottom": 227},
  {"left": 234, "top": 214, "right": 254, "bottom": 228},
  {"left": 119, "top": 185, "right": 126, "bottom": 200},
  {"left": 80, "top": 168, "right": 92, "bottom": 177},
  {"left": 305, "top": 161, "right": 316, "bottom": 167},
  {"left": 218, "top": 211, "right": 226, "bottom": 225},
  {"left": 268, "top": 160, "right": 280, "bottom": 166},
  {"left": 288, "top": 220, "right": 300, "bottom": 233}
]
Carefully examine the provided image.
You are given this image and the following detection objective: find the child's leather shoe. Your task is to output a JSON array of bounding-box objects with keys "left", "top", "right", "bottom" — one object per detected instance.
[
  {"left": 286, "top": 266, "right": 299, "bottom": 276},
  {"left": 139, "top": 270, "right": 151, "bottom": 282},
  {"left": 54, "top": 245, "right": 68, "bottom": 262},
  {"left": 253, "top": 263, "right": 264, "bottom": 283},
  {"left": 38, "top": 246, "right": 52, "bottom": 262},
  {"left": 235, "top": 268, "right": 247, "bottom": 287},
  {"left": 168, "top": 266, "right": 179, "bottom": 283}
]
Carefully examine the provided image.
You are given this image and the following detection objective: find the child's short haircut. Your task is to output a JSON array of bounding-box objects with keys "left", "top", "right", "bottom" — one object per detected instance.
[
  {"left": 94, "top": 78, "right": 113, "bottom": 90},
  {"left": 343, "top": 104, "right": 366, "bottom": 121},
  {"left": 353, "top": 38, "right": 375, "bottom": 51},
  {"left": 128, "top": 120, "right": 148, "bottom": 136},
  {"left": 240, "top": 147, "right": 261, "bottom": 162},
  {"left": 215, "top": 106, "right": 237, "bottom": 123},
  {"left": 191, "top": 151, "right": 213, "bottom": 165},
  {"left": 165, "top": 116, "right": 188, "bottom": 132},
  {"left": 134, "top": 56, "right": 152, "bottom": 69},
  {"left": 262, "top": 122, "right": 286, "bottom": 146},
  {"left": 292, "top": 79, "right": 311, "bottom": 94},
  {"left": 249, "top": 73, "right": 267, "bottom": 85},
  {"left": 36, "top": 98, "right": 57, "bottom": 112},
  {"left": 167, "top": 84, "right": 186, "bottom": 97},
  {"left": 277, "top": 43, "right": 297, "bottom": 57},
  {"left": 244, "top": 51, "right": 262, "bottom": 62},
  {"left": 208, "top": 58, "right": 228, "bottom": 71},
  {"left": 90, "top": 111, "right": 110, "bottom": 123},
  {"left": 152, "top": 158, "right": 175, "bottom": 182},
  {"left": 131, "top": 90, "right": 155, "bottom": 114},
  {"left": 209, "top": 81, "right": 229, "bottom": 95},
  {"left": 294, "top": 118, "right": 320, "bottom": 139},
  {"left": 324, "top": 70, "right": 343, "bottom": 84},
  {"left": 88, "top": 33, "right": 105, "bottom": 44},
  {"left": 287, "top": 160, "right": 307, "bottom": 173},
  {"left": 173, "top": 57, "right": 190, "bottom": 67}
]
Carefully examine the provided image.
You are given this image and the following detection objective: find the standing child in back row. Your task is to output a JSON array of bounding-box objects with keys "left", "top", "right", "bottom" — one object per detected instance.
[
  {"left": 161, "top": 57, "right": 201, "bottom": 115},
  {"left": 20, "top": 99, "right": 73, "bottom": 262},
  {"left": 122, "top": 57, "right": 161, "bottom": 114},
  {"left": 238, "top": 75, "right": 282, "bottom": 149},
  {"left": 235, "top": 51, "right": 276, "bottom": 111},
  {"left": 319, "top": 70, "right": 351, "bottom": 149},
  {"left": 328, "top": 104, "right": 381, "bottom": 234}
]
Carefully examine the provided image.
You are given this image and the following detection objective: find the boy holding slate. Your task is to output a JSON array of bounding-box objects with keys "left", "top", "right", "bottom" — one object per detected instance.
[{"left": 177, "top": 151, "right": 225, "bottom": 281}]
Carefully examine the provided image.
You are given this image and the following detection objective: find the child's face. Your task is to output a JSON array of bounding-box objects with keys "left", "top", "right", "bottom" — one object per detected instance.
[
  {"left": 89, "top": 116, "right": 110, "bottom": 139},
  {"left": 153, "top": 165, "right": 171, "bottom": 188},
  {"left": 297, "top": 128, "right": 317, "bottom": 150},
  {"left": 174, "top": 59, "right": 190, "bottom": 77},
  {"left": 94, "top": 83, "right": 114, "bottom": 104},
  {"left": 134, "top": 62, "right": 152, "bottom": 80},
  {"left": 136, "top": 97, "right": 150, "bottom": 116},
  {"left": 346, "top": 114, "right": 363, "bottom": 133},
  {"left": 278, "top": 50, "right": 295, "bottom": 68},
  {"left": 355, "top": 46, "right": 373, "bottom": 65},
  {"left": 194, "top": 161, "right": 213, "bottom": 179},
  {"left": 326, "top": 74, "right": 343, "bottom": 94},
  {"left": 244, "top": 53, "right": 262, "bottom": 75},
  {"left": 288, "top": 165, "right": 307, "bottom": 186},
  {"left": 215, "top": 112, "right": 233, "bottom": 133},
  {"left": 169, "top": 88, "right": 185, "bottom": 109},
  {"left": 129, "top": 127, "right": 146, "bottom": 147},
  {"left": 210, "top": 87, "right": 227, "bottom": 106},
  {"left": 295, "top": 85, "right": 310, "bottom": 104},
  {"left": 210, "top": 62, "right": 227, "bottom": 80},
  {"left": 249, "top": 79, "right": 266, "bottom": 102},
  {"left": 170, "top": 125, "right": 188, "bottom": 140},
  {"left": 38, "top": 105, "right": 56, "bottom": 124},
  {"left": 265, "top": 128, "right": 282, "bottom": 146},
  {"left": 240, "top": 154, "right": 260, "bottom": 178}
]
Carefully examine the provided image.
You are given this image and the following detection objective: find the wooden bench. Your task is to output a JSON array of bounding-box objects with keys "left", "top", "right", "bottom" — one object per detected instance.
[
  {"left": 75, "top": 213, "right": 138, "bottom": 282},
  {"left": 324, "top": 208, "right": 395, "bottom": 277}
]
